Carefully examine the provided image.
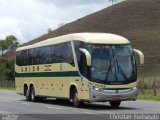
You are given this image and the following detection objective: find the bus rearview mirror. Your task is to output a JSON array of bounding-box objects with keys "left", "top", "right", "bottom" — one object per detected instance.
[
  {"left": 133, "top": 49, "right": 144, "bottom": 65},
  {"left": 79, "top": 48, "right": 91, "bottom": 66}
]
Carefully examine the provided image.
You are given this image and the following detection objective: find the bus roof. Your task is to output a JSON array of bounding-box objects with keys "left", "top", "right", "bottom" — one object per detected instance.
[{"left": 16, "top": 33, "right": 130, "bottom": 51}]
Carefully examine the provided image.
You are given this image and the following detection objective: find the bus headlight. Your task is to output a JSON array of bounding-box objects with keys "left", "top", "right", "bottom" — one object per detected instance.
[
  {"left": 95, "top": 87, "right": 99, "bottom": 91},
  {"left": 133, "top": 87, "right": 137, "bottom": 90},
  {"left": 93, "top": 87, "right": 103, "bottom": 92}
]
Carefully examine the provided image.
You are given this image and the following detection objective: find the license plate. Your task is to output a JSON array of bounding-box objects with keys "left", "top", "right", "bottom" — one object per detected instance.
[{"left": 113, "top": 95, "right": 121, "bottom": 100}]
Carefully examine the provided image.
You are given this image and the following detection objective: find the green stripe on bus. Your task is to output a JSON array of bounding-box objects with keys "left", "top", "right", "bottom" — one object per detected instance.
[{"left": 15, "top": 71, "right": 80, "bottom": 77}]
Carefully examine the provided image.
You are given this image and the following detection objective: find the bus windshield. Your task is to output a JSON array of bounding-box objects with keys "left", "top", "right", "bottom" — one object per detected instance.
[{"left": 87, "top": 44, "right": 136, "bottom": 84}]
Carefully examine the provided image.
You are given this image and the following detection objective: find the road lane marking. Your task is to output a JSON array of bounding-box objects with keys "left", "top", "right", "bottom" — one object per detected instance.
[
  {"left": 84, "top": 112, "right": 95, "bottom": 114},
  {"left": 97, "top": 111, "right": 113, "bottom": 114},
  {"left": 21, "top": 102, "right": 31, "bottom": 105},
  {"left": 95, "top": 114, "right": 106, "bottom": 116},
  {"left": 46, "top": 106, "right": 61, "bottom": 109}
]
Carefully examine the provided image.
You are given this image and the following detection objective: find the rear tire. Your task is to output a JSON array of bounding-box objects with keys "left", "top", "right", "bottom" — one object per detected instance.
[
  {"left": 30, "top": 86, "right": 37, "bottom": 102},
  {"left": 109, "top": 101, "right": 121, "bottom": 108}
]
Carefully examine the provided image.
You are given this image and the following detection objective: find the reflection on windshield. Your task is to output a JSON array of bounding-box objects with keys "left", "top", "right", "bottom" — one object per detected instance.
[{"left": 87, "top": 44, "right": 136, "bottom": 84}]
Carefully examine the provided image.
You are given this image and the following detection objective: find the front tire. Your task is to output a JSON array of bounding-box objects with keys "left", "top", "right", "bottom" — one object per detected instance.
[
  {"left": 72, "top": 89, "right": 83, "bottom": 107},
  {"left": 109, "top": 101, "right": 121, "bottom": 108}
]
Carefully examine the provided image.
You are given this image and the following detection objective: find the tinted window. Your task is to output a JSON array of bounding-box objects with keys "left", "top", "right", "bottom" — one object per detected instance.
[
  {"left": 16, "top": 42, "right": 74, "bottom": 66},
  {"left": 16, "top": 50, "right": 28, "bottom": 66}
]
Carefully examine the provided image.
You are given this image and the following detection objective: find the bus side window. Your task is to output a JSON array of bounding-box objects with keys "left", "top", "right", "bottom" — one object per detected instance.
[
  {"left": 16, "top": 50, "right": 28, "bottom": 66},
  {"left": 28, "top": 48, "right": 35, "bottom": 65},
  {"left": 66, "top": 42, "right": 74, "bottom": 66}
]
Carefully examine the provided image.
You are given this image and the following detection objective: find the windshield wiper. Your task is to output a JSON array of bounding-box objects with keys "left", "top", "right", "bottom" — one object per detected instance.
[
  {"left": 105, "top": 60, "right": 112, "bottom": 81},
  {"left": 116, "top": 59, "right": 128, "bottom": 81}
]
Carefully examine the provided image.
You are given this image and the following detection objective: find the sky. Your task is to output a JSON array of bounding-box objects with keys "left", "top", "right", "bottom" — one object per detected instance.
[{"left": 0, "top": 0, "right": 123, "bottom": 43}]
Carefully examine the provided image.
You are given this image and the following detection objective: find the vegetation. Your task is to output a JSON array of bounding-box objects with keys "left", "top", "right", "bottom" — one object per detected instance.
[
  {"left": 138, "top": 93, "right": 160, "bottom": 101},
  {"left": 0, "top": 35, "right": 19, "bottom": 88},
  {"left": 0, "top": 87, "right": 15, "bottom": 90},
  {"left": 137, "top": 76, "right": 160, "bottom": 101},
  {"left": 109, "top": 0, "right": 118, "bottom": 5},
  {"left": 0, "top": 57, "right": 14, "bottom": 81},
  {"left": 0, "top": 35, "right": 19, "bottom": 56}
]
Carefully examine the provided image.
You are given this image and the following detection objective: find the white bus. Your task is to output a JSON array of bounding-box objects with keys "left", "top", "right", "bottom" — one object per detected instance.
[{"left": 15, "top": 33, "right": 144, "bottom": 108}]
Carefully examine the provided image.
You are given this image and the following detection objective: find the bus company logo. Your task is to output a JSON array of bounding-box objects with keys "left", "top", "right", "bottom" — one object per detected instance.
[
  {"left": 44, "top": 65, "right": 52, "bottom": 71},
  {"left": 21, "top": 66, "right": 40, "bottom": 72}
]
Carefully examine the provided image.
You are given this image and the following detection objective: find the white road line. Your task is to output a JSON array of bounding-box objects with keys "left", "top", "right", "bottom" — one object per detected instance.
[
  {"left": 21, "top": 102, "right": 31, "bottom": 105},
  {"left": 95, "top": 114, "right": 106, "bottom": 116},
  {"left": 84, "top": 112, "right": 95, "bottom": 114},
  {"left": 97, "top": 111, "right": 113, "bottom": 114},
  {"left": 46, "top": 106, "right": 61, "bottom": 109}
]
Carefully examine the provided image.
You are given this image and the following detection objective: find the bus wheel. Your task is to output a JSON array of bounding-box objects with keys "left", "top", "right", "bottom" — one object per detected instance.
[
  {"left": 109, "top": 101, "right": 121, "bottom": 108},
  {"left": 26, "top": 89, "right": 31, "bottom": 101},
  {"left": 30, "top": 86, "right": 37, "bottom": 102},
  {"left": 73, "top": 89, "right": 83, "bottom": 107}
]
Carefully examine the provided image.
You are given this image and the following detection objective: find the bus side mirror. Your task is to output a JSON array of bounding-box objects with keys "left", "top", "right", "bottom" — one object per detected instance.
[
  {"left": 79, "top": 48, "right": 91, "bottom": 66},
  {"left": 133, "top": 49, "right": 144, "bottom": 65}
]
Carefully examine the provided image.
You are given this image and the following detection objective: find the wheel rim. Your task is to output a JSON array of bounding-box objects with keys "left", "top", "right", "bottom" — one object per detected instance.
[
  {"left": 26, "top": 90, "right": 28, "bottom": 98},
  {"left": 74, "top": 93, "right": 79, "bottom": 105},
  {"left": 31, "top": 91, "right": 34, "bottom": 100},
  {"left": 31, "top": 88, "right": 35, "bottom": 101},
  {"left": 73, "top": 92, "right": 80, "bottom": 107}
]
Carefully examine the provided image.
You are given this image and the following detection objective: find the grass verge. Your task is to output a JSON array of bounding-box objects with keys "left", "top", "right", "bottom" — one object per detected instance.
[
  {"left": 0, "top": 87, "right": 15, "bottom": 90},
  {"left": 138, "top": 94, "right": 160, "bottom": 101}
]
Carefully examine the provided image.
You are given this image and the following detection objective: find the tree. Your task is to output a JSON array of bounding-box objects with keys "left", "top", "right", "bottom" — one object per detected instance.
[
  {"left": 0, "top": 40, "right": 8, "bottom": 56},
  {"left": 109, "top": 0, "right": 117, "bottom": 5},
  {"left": 6, "top": 35, "right": 19, "bottom": 50},
  {"left": 48, "top": 28, "right": 52, "bottom": 33},
  {"left": 0, "top": 57, "right": 15, "bottom": 81},
  {"left": 0, "top": 35, "right": 19, "bottom": 56},
  {"left": 57, "top": 23, "right": 65, "bottom": 36}
]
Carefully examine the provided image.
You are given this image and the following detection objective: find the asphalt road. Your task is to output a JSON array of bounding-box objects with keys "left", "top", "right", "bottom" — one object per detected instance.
[{"left": 0, "top": 90, "right": 160, "bottom": 120}]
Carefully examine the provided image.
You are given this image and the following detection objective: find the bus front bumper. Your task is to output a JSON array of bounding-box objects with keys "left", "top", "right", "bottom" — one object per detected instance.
[{"left": 89, "top": 88, "right": 138, "bottom": 102}]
